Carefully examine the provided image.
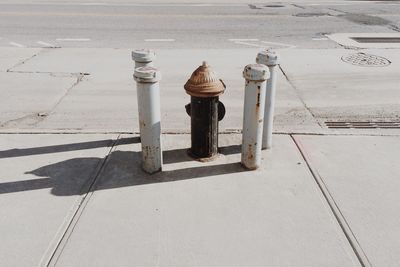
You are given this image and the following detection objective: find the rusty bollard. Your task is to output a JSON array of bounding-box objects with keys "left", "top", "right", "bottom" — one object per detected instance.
[
  {"left": 241, "top": 64, "right": 270, "bottom": 170},
  {"left": 256, "top": 49, "right": 280, "bottom": 150},
  {"left": 184, "top": 61, "right": 226, "bottom": 160},
  {"left": 134, "top": 66, "right": 162, "bottom": 174}
]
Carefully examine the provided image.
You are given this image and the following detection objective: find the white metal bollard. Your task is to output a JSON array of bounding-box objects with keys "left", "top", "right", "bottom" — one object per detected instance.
[
  {"left": 133, "top": 66, "right": 162, "bottom": 174},
  {"left": 256, "top": 50, "right": 280, "bottom": 150},
  {"left": 241, "top": 64, "right": 270, "bottom": 170},
  {"left": 132, "top": 49, "right": 156, "bottom": 68}
]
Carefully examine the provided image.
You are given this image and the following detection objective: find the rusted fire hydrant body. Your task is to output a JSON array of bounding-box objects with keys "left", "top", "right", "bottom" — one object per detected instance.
[{"left": 184, "top": 62, "right": 226, "bottom": 160}]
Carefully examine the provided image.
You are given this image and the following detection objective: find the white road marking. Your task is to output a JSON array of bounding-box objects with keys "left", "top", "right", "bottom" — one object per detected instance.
[
  {"left": 0, "top": 2, "right": 245, "bottom": 7},
  {"left": 233, "top": 41, "right": 265, "bottom": 48},
  {"left": 56, "top": 38, "right": 91, "bottom": 41},
  {"left": 37, "top": 41, "right": 55, "bottom": 47},
  {"left": 231, "top": 39, "right": 296, "bottom": 49},
  {"left": 228, "top": 39, "right": 259, "bottom": 42},
  {"left": 9, "top": 42, "right": 24, "bottom": 47},
  {"left": 261, "top": 41, "right": 296, "bottom": 49},
  {"left": 312, "top": 37, "right": 329, "bottom": 41},
  {"left": 144, "top": 39, "right": 175, "bottom": 42}
]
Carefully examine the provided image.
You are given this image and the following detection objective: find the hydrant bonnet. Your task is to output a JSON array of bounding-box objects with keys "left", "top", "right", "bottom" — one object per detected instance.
[{"left": 184, "top": 61, "right": 226, "bottom": 98}]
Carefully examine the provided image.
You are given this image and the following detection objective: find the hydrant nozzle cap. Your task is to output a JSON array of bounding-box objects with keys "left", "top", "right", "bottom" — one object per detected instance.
[
  {"left": 243, "top": 64, "right": 270, "bottom": 81},
  {"left": 132, "top": 49, "right": 156, "bottom": 63},
  {"left": 256, "top": 49, "right": 280, "bottom": 66},
  {"left": 184, "top": 61, "right": 226, "bottom": 97}
]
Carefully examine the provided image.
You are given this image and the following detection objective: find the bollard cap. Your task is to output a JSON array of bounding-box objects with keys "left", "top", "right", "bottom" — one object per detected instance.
[
  {"left": 184, "top": 61, "right": 226, "bottom": 98},
  {"left": 132, "top": 49, "right": 156, "bottom": 63},
  {"left": 256, "top": 49, "right": 280, "bottom": 66},
  {"left": 134, "top": 66, "right": 161, "bottom": 83},
  {"left": 243, "top": 64, "right": 270, "bottom": 81}
]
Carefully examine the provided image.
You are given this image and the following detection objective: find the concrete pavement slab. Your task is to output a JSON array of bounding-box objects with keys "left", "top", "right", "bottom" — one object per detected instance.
[
  {"left": 52, "top": 134, "right": 359, "bottom": 267},
  {"left": 294, "top": 135, "right": 400, "bottom": 267},
  {"left": 0, "top": 47, "right": 41, "bottom": 71},
  {"left": 0, "top": 72, "right": 78, "bottom": 128},
  {"left": 279, "top": 49, "right": 400, "bottom": 124},
  {"left": 9, "top": 48, "right": 319, "bottom": 132},
  {"left": 0, "top": 134, "right": 117, "bottom": 266}
]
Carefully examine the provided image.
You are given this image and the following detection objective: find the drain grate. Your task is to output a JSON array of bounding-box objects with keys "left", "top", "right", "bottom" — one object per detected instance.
[
  {"left": 341, "top": 53, "right": 391, "bottom": 67},
  {"left": 351, "top": 37, "right": 400, "bottom": 43},
  {"left": 325, "top": 121, "right": 400, "bottom": 129}
]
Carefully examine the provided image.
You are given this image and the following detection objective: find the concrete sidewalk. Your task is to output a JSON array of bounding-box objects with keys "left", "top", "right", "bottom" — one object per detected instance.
[{"left": 1, "top": 46, "right": 400, "bottom": 266}]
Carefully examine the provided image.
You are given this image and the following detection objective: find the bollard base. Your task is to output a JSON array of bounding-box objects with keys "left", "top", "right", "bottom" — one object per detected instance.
[
  {"left": 141, "top": 164, "right": 162, "bottom": 175},
  {"left": 240, "top": 161, "right": 259, "bottom": 170}
]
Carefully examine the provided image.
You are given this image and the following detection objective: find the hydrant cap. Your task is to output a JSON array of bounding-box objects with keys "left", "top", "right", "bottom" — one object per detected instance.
[
  {"left": 243, "top": 64, "right": 270, "bottom": 81},
  {"left": 132, "top": 49, "right": 156, "bottom": 63},
  {"left": 184, "top": 61, "right": 226, "bottom": 97},
  {"left": 256, "top": 49, "right": 280, "bottom": 66},
  {"left": 134, "top": 66, "right": 161, "bottom": 83}
]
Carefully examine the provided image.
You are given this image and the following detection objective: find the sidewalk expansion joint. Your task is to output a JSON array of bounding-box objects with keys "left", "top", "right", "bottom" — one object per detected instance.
[
  {"left": 290, "top": 134, "right": 372, "bottom": 267},
  {"left": 1, "top": 130, "right": 400, "bottom": 137},
  {"left": 278, "top": 65, "right": 323, "bottom": 128},
  {"left": 44, "top": 134, "right": 121, "bottom": 267}
]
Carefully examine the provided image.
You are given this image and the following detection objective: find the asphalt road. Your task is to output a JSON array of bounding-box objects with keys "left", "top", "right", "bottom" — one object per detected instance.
[{"left": 0, "top": 0, "right": 399, "bottom": 49}]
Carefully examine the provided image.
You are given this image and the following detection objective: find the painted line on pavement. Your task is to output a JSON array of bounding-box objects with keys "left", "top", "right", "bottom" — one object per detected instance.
[
  {"left": 312, "top": 37, "right": 329, "bottom": 41},
  {"left": 144, "top": 39, "right": 175, "bottom": 42},
  {"left": 37, "top": 41, "right": 55, "bottom": 47},
  {"left": 9, "top": 42, "right": 25, "bottom": 47},
  {"left": 261, "top": 41, "right": 296, "bottom": 49},
  {"left": 56, "top": 38, "right": 91, "bottom": 41},
  {"left": 228, "top": 38, "right": 259, "bottom": 42},
  {"left": 233, "top": 41, "right": 265, "bottom": 48}
]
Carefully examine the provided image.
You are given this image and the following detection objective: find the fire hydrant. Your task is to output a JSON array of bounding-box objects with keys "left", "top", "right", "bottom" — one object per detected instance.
[{"left": 184, "top": 61, "right": 226, "bottom": 160}]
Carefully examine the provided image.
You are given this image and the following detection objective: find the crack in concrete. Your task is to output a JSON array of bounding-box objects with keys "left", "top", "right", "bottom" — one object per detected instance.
[
  {"left": 0, "top": 113, "right": 46, "bottom": 128},
  {"left": 6, "top": 48, "right": 51, "bottom": 72},
  {"left": 278, "top": 65, "right": 323, "bottom": 128},
  {"left": 47, "top": 73, "right": 87, "bottom": 114},
  {"left": 0, "top": 72, "right": 89, "bottom": 129}
]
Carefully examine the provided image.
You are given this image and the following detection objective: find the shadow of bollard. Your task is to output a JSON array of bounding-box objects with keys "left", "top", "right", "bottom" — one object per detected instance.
[{"left": 0, "top": 142, "right": 246, "bottom": 196}]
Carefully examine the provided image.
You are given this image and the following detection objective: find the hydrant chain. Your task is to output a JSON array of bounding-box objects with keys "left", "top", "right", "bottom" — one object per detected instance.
[{"left": 241, "top": 64, "right": 270, "bottom": 170}]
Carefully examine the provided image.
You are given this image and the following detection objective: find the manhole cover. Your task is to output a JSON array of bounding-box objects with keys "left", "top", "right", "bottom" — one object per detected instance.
[{"left": 341, "top": 53, "right": 391, "bottom": 67}]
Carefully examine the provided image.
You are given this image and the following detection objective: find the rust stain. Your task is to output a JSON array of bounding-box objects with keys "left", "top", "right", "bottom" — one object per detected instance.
[{"left": 247, "top": 144, "right": 254, "bottom": 161}]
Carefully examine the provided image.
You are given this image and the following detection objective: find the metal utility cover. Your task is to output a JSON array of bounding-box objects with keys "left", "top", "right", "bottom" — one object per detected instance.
[{"left": 341, "top": 53, "right": 391, "bottom": 67}]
